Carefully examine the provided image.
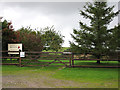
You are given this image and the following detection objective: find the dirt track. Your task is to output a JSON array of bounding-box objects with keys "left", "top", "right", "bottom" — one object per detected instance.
[
  {"left": 2, "top": 66, "right": 118, "bottom": 88},
  {"left": 2, "top": 74, "right": 91, "bottom": 88}
]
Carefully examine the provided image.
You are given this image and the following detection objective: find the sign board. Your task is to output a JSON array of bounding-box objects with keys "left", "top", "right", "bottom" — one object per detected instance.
[
  {"left": 20, "top": 52, "right": 25, "bottom": 57},
  {"left": 8, "top": 43, "right": 22, "bottom": 54}
]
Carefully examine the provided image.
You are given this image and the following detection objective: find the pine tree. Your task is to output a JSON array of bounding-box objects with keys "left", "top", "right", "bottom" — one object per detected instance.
[{"left": 70, "top": 2, "right": 120, "bottom": 63}]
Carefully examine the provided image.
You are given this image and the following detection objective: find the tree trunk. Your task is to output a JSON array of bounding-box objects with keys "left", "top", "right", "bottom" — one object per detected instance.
[
  {"left": 97, "top": 60, "right": 100, "bottom": 64},
  {"left": 96, "top": 55, "right": 100, "bottom": 64}
]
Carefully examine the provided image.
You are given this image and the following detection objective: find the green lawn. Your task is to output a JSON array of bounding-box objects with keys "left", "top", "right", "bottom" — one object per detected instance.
[
  {"left": 2, "top": 47, "right": 119, "bottom": 88},
  {"left": 2, "top": 65, "right": 119, "bottom": 88},
  {"left": 74, "top": 60, "right": 119, "bottom": 66}
]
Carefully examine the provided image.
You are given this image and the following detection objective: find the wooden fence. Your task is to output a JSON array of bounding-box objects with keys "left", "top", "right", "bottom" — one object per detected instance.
[
  {"left": 21, "top": 51, "right": 72, "bottom": 67},
  {"left": 72, "top": 53, "right": 120, "bottom": 68},
  {"left": 72, "top": 59, "right": 120, "bottom": 68},
  {"left": 0, "top": 51, "right": 72, "bottom": 67},
  {"left": 1, "top": 51, "right": 120, "bottom": 68},
  {"left": 0, "top": 51, "right": 21, "bottom": 66}
]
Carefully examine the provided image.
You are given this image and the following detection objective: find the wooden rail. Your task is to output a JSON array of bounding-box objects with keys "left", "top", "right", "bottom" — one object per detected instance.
[
  {"left": 1, "top": 51, "right": 21, "bottom": 67},
  {"left": 20, "top": 51, "right": 72, "bottom": 67},
  {"left": 1, "top": 51, "right": 120, "bottom": 68},
  {"left": 73, "top": 58, "right": 120, "bottom": 61},
  {"left": 72, "top": 65, "right": 120, "bottom": 68},
  {"left": 0, "top": 57, "right": 19, "bottom": 59},
  {"left": 71, "top": 58, "right": 120, "bottom": 68}
]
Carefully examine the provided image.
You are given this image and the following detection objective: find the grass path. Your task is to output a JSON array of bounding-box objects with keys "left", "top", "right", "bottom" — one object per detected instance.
[{"left": 2, "top": 65, "right": 119, "bottom": 88}]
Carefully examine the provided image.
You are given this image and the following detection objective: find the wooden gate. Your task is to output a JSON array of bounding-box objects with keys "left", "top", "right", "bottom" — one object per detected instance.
[
  {"left": 2, "top": 51, "right": 119, "bottom": 68},
  {"left": 0, "top": 51, "right": 21, "bottom": 66},
  {"left": 21, "top": 52, "right": 72, "bottom": 67}
]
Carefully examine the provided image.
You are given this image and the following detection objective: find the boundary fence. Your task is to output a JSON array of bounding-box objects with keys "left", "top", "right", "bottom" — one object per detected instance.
[
  {"left": 0, "top": 51, "right": 72, "bottom": 67},
  {"left": 1, "top": 51, "right": 120, "bottom": 68},
  {"left": 0, "top": 51, "right": 21, "bottom": 66},
  {"left": 21, "top": 51, "right": 72, "bottom": 67}
]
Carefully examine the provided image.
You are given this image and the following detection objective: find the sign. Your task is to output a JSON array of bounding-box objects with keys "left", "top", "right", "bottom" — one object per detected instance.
[
  {"left": 20, "top": 52, "right": 25, "bottom": 57},
  {"left": 8, "top": 43, "right": 22, "bottom": 54}
]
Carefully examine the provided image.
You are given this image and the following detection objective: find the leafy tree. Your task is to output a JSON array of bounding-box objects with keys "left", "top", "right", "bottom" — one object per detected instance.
[
  {"left": 42, "top": 26, "right": 64, "bottom": 52},
  {"left": 18, "top": 27, "right": 43, "bottom": 51},
  {"left": 70, "top": 2, "right": 120, "bottom": 63},
  {"left": 2, "top": 20, "right": 20, "bottom": 51},
  {"left": 18, "top": 26, "right": 64, "bottom": 52}
]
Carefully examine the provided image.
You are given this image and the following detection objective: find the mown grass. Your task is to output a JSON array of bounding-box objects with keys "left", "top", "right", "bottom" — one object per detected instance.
[
  {"left": 2, "top": 59, "right": 119, "bottom": 66},
  {"left": 52, "top": 67, "right": 119, "bottom": 88},
  {"left": 2, "top": 47, "right": 119, "bottom": 88},
  {"left": 2, "top": 64, "right": 119, "bottom": 88},
  {"left": 74, "top": 60, "right": 119, "bottom": 66},
  {"left": 2, "top": 50, "right": 120, "bottom": 88}
]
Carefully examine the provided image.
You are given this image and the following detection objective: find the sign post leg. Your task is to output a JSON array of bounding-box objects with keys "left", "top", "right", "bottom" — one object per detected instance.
[
  {"left": 19, "top": 50, "right": 21, "bottom": 67},
  {"left": 19, "top": 57, "right": 21, "bottom": 67}
]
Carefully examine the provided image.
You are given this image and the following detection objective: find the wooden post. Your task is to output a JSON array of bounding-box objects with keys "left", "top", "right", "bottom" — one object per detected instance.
[
  {"left": 69, "top": 56, "right": 71, "bottom": 67},
  {"left": 69, "top": 53, "right": 73, "bottom": 67},
  {"left": 71, "top": 54, "right": 74, "bottom": 67},
  {"left": 72, "top": 59, "right": 74, "bottom": 67},
  {"left": 19, "top": 57, "right": 21, "bottom": 67},
  {"left": 19, "top": 50, "right": 21, "bottom": 67}
]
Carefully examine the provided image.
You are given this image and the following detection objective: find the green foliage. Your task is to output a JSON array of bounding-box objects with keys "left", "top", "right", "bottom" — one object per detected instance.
[
  {"left": 70, "top": 2, "right": 120, "bottom": 59},
  {"left": 42, "top": 47, "right": 70, "bottom": 53},
  {"left": 18, "top": 26, "right": 64, "bottom": 52},
  {"left": 2, "top": 18, "right": 64, "bottom": 52},
  {"left": 18, "top": 27, "right": 43, "bottom": 51},
  {"left": 42, "top": 26, "right": 64, "bottom": 52},
  {"left": 2, "top": 20, "right": 20, "bottom": 51}
]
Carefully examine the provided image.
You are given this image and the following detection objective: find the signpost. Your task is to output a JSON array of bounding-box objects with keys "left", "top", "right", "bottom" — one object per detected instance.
[
  {"left": 8, "top": 43, "right": 22, "bottom": 54},
  {"left": 7, "top": 43, "right": 25, "bottom": 67}
]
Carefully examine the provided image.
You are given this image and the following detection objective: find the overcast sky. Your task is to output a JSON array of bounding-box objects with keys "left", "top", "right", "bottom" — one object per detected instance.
[{"left": 0, "top": 2, "right": 119, "bottom": 47}]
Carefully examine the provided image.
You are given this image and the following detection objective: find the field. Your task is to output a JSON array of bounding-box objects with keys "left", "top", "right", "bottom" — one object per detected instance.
[
  {"left": 2, "top": 63, "right": 119, "bottom": 88},
  {"left": 2, "top": 48, "right": 120, "bottom": 88}
]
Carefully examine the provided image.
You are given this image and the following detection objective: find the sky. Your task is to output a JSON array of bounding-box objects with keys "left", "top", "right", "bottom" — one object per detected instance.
[{"left": 0, "top": 1, "right": 119, "bottom": 47}]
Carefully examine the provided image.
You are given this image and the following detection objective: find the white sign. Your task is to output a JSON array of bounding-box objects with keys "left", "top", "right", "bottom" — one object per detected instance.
[
  {"left": 8, "top": 43, "right": 22, "bottom": 54},
  {"left": 20, "top": 52, "right": 25, "bottom": 57}
]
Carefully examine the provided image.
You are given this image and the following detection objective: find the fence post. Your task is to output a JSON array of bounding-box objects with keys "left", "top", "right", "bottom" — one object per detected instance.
[
  {"left": 19, "top": 50, "right": 21, "bottom": 67},
  {"left": 72, "top": 54, "right": 74, "bottom": 67},
  {"left": 69, "top": 56, "right": 71, "bottom": 67},
  {"left": 69, "top": 53, "right": 73, "bottom": 67}
]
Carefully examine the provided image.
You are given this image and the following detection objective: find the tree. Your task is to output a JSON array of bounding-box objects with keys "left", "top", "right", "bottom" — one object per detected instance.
[
  {"left": 18, "top": 27, "right": 43, "bottom": 51},
  {"left": 2, "top": 20, "right": 20, "bottom": 51},
  {"left": 18, "top": 26, "right": 64, "bottom": 52},
  {"left": 42, "top": 26, "right": 64, "bottom": 52},
  {"left": 70, "top": 2, "right": 120, "bottom": 63}
]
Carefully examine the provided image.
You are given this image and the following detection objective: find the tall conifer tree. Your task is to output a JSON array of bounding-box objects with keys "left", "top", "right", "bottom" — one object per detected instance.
[{"left": 70, "top": 2, "right": 120, "bottom": 63}]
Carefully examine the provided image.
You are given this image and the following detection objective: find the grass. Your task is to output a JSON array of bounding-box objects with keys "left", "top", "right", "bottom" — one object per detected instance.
[
  {"left": 2, "top": 65, "right": 119, "bottom": 88},
  {"left": 74, "top": 61, "right": 119, "bottom": 66},
  {"left": 2, "top": 50, "right": 120, "bottom": 88},
  {"left": 2, "top": 47, "right": 119, "bottom": 88},
  {"left": 2, "top": 58, "right": 119, "bottom": 66},
  {"left": 53, "top": 68, "right": 118, "bottom": 82}
]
